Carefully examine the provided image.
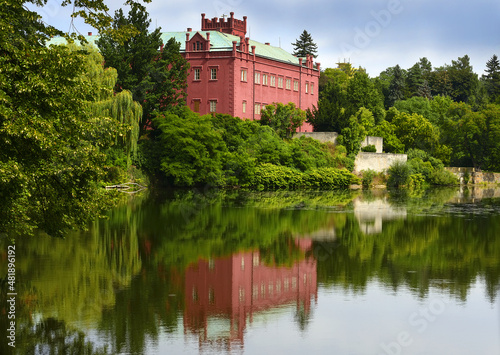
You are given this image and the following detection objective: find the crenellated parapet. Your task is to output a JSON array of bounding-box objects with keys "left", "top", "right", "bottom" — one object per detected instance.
[{"left": 201, "top": 12, "right": 247, "bottom": 37}]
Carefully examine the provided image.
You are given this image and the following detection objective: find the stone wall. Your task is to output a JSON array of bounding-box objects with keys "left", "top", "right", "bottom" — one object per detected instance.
[
  {"left": 354, "top": 152, "right": 407, "bottom": 173},
  {"left": 294, "top": 132, "right": 338, "bottom": 144},
  {"left": 360, "top": 136, "right": 383, "bottom": 153},
  {"left": 445, "top": 167, "right": 500, "bottom": 184}
]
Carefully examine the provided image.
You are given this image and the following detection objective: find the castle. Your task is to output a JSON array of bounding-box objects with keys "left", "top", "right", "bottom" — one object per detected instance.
[{"left": 161, "top": 13, "right": 320, "bottom": 131}]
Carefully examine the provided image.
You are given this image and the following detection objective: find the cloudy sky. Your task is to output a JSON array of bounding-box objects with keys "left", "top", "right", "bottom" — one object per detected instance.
[{"left": 34, "top": 0, "right": 500, "bottom": 77}]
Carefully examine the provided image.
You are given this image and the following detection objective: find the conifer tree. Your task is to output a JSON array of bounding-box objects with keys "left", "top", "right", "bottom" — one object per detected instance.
[
  {"left": 291, "top": 30, "right": 318, "bottom": 58},
  {"left": 482, "top": 54, "right": 500, "bottom": 102},
  {"left": 388, "top": 65, "right": 406, "bottom": 107},
  {"left": 97, "top": 2, "right": 188, "bottom": 134}
]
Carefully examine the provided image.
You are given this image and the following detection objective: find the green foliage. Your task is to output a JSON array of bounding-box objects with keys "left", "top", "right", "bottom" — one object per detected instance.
[
  {"left": 388, "top": 64, "right": 406, "bottom": 107},
  {"left": 97, "top": 3, "right": 189, "bottom": 134},
  {"left": 482, "top": 54, "right": 500, "bottom": 103},
  {"left": 391, "top": 109, "right": 440, "bottom": 153},
  {"left": 387, "top": 161, "right": 410, "bottom": 187},
  {"left": 291, "top": 30, "right": 318, "bottom": 58},
  {"left": 428, "top": 168, "right": 458, "bottom": 186},
  {"left": 250, "top": 163, "right": 357, "bottom": 190},
  {"left": 153, "top": 108, "right": 227, "bottom": 186},
  {"left": 361, "top": 169, "right": 377, "bottom": 188},
  {"left": 308, "top": 71, "right": 384, "bottom": 132},
  {"left": 260, "top": 102, "right": 306, "bottom": 139},
  {"left": 408, "top": 173, "right": 425, "bottom": 189},
  {"left": 0, "top": 0, "right": 130, "bottom": 238},
  {"left": 361, "top": 145, "right": 377, "bottom": 153},
  {"left": 369, "top": 120, "right": 405, "bottom": 153}
]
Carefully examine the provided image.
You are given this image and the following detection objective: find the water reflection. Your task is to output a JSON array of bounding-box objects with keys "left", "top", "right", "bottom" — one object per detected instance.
[
  {"left": 1, "top": 187, "right": 499, "bottom": 355},
  {"left": 184, "top": 239, "right": 316, "bottom": 352}
]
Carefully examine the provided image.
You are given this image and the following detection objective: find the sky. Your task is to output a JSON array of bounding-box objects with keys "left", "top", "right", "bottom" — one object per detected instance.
[{"left": 33, "top": 0, "right": 500, "bottom": 77}]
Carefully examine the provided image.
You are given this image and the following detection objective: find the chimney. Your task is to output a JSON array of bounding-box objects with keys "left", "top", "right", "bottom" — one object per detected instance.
[
  {"left": 88, "top": 32, "right": 92, "bottom": 36},
  {"left": 187, "top": 28, "right": 192, "bottom": 32},
  {"left": 251, "top": 45, "right": 256, "bottom": 55},
  {"left": 265, "top": 42, "right": 270, "bottom": 46}
]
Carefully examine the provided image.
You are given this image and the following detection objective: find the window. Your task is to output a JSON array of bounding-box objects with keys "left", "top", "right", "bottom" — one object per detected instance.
[
  {"left": 242, "top": 101, "right": 247, "bottom": 113},
  {"left": 293, "top": 80, "right": 299, "bottom": 91},
  {"left": 286, "top": 78, "right": 291, "bottom": 90},
  {"left": 210, "top": 68, "right": 217, "bottom": 80},
  {"left": 210, "top": 100, "right": 217, "bottom": 113},
  {"left": 194, "top": 68, "right": 200, "bottom": 81},
  {"left": 254, "top": 103, "right": 261, "bottom": 115},
  {"left": 254, "top": 72, "right": 260, "bottom": 84},
  {"left": 305, "top": 82, "right": 309, "bottom": 93},
  {"left": 311, "top": 83, "right": 314, "bottom": 94},
  {"left": 193, "top": 100, "right": 200, "bottom": 112},
  {"left": 278, "top": 77, "right": 283, "bottom": 88},
  {"left": 241, "top": 69, "right": 247, "bottom": 82},
  {"left": 262, "top": 74, "right": 268, "bottom": 86},
  {"left": 270, "top": 75, "right": 276, "bottom": 87}
]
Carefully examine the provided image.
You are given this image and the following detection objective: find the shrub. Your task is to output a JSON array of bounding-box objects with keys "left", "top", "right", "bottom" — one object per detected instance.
[
  {"left": 361, "top": 169, "right": 377, "bottom": 188},
  {"left": 408, "top": 173, "right": 425, "bottom": 188},
  {"left": 428, "top": 168, "right": 458, "bottom": 185},
  {"left": 387, "top": 160, "right": 410, "bottom": 187},
  {"left": 361, "top": 144, "right": 377, "bottom": 152}
]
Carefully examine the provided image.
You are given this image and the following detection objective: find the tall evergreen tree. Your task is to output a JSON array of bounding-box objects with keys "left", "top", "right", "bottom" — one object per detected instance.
[
  {"left": 482, "top": 54, "right": 500, "bottom": 102},
  {"left": 291, "top": 30, "right": 318, "bottom": 58},
  {"left": 447, "top": 55, "right": 478, "bottom": 103},
  {"left": 406, "top": 63, "right": 424, "bottom": 97},
  {"left": 97, "top": 2, "right": 189, "bottom": 134},
  {"left": 387, "top": 65, "right": 406, "bottom": 107}
]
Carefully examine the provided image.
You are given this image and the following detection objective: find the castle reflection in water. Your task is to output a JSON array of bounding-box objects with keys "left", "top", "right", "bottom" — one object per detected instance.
[{"left": 183, "top": 238, "right": 317, "bottom": 352}]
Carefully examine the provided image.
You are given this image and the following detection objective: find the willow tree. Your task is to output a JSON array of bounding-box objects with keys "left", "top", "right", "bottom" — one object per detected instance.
[
  {"left": 79, "top": 44, "right": 142, "bottom": 166},
  {"left": 0, "top": 0, "right": 149, "bottom": 238}
]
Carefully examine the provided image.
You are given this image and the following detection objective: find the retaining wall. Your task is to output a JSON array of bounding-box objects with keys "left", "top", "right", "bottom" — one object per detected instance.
[{"left": 354, "top": 152, "right": 407, "bottom": 173}]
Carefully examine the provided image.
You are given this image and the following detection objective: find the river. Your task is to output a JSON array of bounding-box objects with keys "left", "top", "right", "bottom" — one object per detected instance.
[{"left": 1, "top": 187, "right": 499, "bottom": 354}]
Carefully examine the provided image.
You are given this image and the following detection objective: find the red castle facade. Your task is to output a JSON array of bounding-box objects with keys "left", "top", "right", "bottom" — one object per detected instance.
[
  {"left": 183, "top": 239, "right": 317, "bottom": 351},
  {"left": 161, "top": 13, "right": 320, "bottom": 132}
]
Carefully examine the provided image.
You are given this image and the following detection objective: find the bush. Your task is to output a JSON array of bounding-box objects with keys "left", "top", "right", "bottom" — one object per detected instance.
[
  {"left": 428, "top": 168, "right": 458, "bottom": 185},
  {"left": 361, "top": 169, "right": 377, "bottom": 188},
  {"left": 387, "top": 160, "right": 410, "bottom": 187},
  {"left": 361, "top": 144, "right": 377, "bottom": 152},
  {"left": 408, "top": 173, "right": 425, "bottom": 188},
  {"left": 250, "top": 163, "right": 357, "bottom": 190}
]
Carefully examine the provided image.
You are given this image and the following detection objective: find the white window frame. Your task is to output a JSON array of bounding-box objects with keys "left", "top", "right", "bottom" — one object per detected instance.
[
  {"left": 311, "top": 83, "right": 314, "bottom": 94},
  {"left": 210, "top": 68, "right": 217, "bottom": 80},
  {"left": 286, "top": 78, "right": 291, "bottom": 90},
  {"left": 242, "top": 101, "right": 247, "bottom": 113},
  {"left": 254, "top": 103, "right": 261, "bottom": 115},
  {"left": 194, "top": 68, "right": 201, "bottom": 81},
  {"left": 255, "top": 72, "right": 261, "bottom": 84},
  {"left": 262, "top": 74, "right": 268, "bottom": 86},
  {"left": 305, "top": 82, "right": 309, "bottom": 93},
  {"left": 293, "top": 80, "right": 299, "bottom": 91},
  {"left": 278, "top": 77, "right": 283, "bottom": 88},
  {"left": 210, "top": 100, "right": 217, "bottom": 112},
  {"left": 270, "top": 75, "right": 276, "bottom": 87},
  {"left": 241, "top": 69, "right": 247, "bottom": 82}
]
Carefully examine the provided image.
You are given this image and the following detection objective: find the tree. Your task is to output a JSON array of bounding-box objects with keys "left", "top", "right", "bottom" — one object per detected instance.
[
  {"left": 97, "top": 2, "right": 189, "bottom": 134},
  {"left": 391, "top": 110, "right": 440, "bottom": 153},
  {"left": 291, "top": 30, "right": 318, "bottom": 58},
  {"left": 0, "top": 0, "right": 142, "bottom": 238},
  {"left": 447, "top": 55, "right": 478, "bottom": 103},
  {"left": 482, "top": 54, "right": 500, "bottom": 103},
  {"left": 406, "top": 63, "right": 424, "bottom": 98},
  {"left": 260, "top": 102, "right": 306, "bottom": 139},
  {"left": 387, "top": 65, "right": 406, "bottom": 107}
]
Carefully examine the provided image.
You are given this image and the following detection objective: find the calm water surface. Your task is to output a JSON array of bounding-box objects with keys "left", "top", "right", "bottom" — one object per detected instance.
[{"left": 1, "top": 187, "right": 499, "bottom": 355}]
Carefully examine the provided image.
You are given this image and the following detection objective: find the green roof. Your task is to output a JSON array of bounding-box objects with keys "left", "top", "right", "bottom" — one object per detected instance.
[
  {"left": 47, "top": 31, "right": 307, "bottom": 67},
  {"left": 161, "top": 31, "right": 303, "bottom": 66}
]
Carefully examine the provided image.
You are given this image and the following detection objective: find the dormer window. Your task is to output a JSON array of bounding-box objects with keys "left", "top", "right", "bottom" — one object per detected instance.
[{"left": 193, "top": 41, "right": 204, "bottom": 51}]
